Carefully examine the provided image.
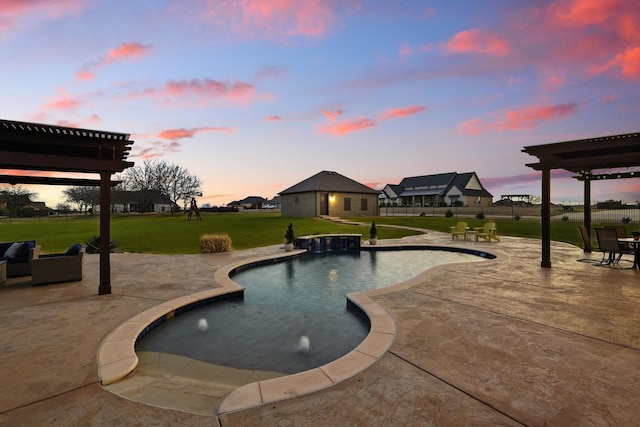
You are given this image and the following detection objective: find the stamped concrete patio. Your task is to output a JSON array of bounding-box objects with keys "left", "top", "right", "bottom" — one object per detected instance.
[{"left": 0, "top": 229, "right": 638, "bottom": 426}]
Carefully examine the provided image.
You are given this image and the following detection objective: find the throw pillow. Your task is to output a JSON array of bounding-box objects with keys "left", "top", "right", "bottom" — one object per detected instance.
[
  {"left": 65, "top": 244, "right": 83, "bottom": 256},
  {"left": 3, "top": 242, "right": 23, "bottom": 258}
]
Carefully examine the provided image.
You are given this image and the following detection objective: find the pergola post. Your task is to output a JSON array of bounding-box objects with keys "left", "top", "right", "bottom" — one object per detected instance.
[
  {"left": 99, "top": 172, "right": 112, "bottom": 295},
  {"left": 541, "top": 168, "right": 551, "bottom": 268},
  {"left": 583, "top": 176, "right": 592, "bottom": 253}
]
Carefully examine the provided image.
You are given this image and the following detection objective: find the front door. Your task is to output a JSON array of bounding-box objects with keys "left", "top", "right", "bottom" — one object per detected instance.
[{"left": 320, "top": 192, "right": 329, "bottom": 215}]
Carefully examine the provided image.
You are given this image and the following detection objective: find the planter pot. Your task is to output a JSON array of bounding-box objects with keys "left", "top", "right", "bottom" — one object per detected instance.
[
  {"left": 634, "top": 236, "right": 640, "bottom": 240},
  {"left": 284, "top": 242, "right": 294, "bottom": 252},
  {"left": 369, "top": 238, "right": 377, "bottom": 245}
]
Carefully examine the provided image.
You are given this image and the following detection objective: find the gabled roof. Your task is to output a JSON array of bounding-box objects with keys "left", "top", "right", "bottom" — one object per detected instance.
[
  {"left": 450, "top": 172, "right": 493, "bottom": 197},
  {"left": 398, "top": 172, "right": 456, "bottom": 190},
  {"left": 280, "top": 171, "right": 378, "bottom": 195},
  {"left": 238, "top": 196, "right": 267, "bottom": 204},
  {"left": 380, "top": 184, "right": 404, "bottom": 198}
]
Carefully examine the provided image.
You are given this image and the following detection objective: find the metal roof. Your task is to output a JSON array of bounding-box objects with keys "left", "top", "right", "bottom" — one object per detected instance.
[{"left": 280, "top": 170, "right": 378, "bottom": 195}]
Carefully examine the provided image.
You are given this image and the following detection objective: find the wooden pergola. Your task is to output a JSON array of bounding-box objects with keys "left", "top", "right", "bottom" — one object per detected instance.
[
  {"left": 522, "top": 132, "right": 640, "bottom": 267},
  {"left": 0, "top": 119, "right": 134, "bottom": 294}
]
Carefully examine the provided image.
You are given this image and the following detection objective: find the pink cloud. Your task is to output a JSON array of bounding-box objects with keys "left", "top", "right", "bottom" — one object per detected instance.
[
  {"left": 55, "top": 114, "right": 100, "bottom": 128},
  {"left": 547, "top": 0, "right": 617, "bottom": 26},
  {"left": 164, "top": 78, "right": 255, "bottom": 100},
  {"left": 76, "top": 42, "right": 153, "bottom": 81},
  {"left": 443, "top": 29, "right": 510, "bottom": 56},
  {"left": 541, "top": 75, "right": 566, "bottom": 92},
  {"left": 600, "top": 94, "right": 619, "bottom": 103},
  {"left": 319, "top": 117, "right": 376, "bottom": 136},
  {"left": 379, "top": 105, "right": 427, "bottom": 120},
  {"left": 125, "top": 77, "right": 259, "bottom": 106},
  {"left": 398, "top": 42, "right": 413, "bottom": 57},
  {"left": 132, "top": 141, "right": 181, "bottom": 159},
  {"left": 157, "top": 127, "right": 233, "bottom": 140},
  {"left": 265, "top": 116, "right": 282, "bottom": 122},
  {"left": 318, "top": 105, "right": 428, "bottom": 136},
  {"left": 458, "top": 102, "right": 579, "bottom": 135},
  {"left": 590, "top": 46, "right": 640, "bottom": 80},
  {"left": 1, "top": 0, "right": 85, "bottom": 39},
  {"left": 203, "top": 0, "right": 338, "bottom": 41},
  {"left": 322, "top": 109, "right": 344, "bottom": 121}
]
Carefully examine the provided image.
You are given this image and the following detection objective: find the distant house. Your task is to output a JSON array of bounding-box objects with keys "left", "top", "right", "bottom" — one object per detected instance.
[
  {"left": 380, "top": 172, "right": 493, "bottom": 207},
  {"left": 279, "top": 170, "right": 379, "bottom": 217},
  {"left": 97, "top": 190, "right": 176, "bottom": 213},
  {"left": 228, "top": 196, "right": 267, "bottom": 209},
  {"left": 0, "top": 192, "right": 51, "bottom": 216}
]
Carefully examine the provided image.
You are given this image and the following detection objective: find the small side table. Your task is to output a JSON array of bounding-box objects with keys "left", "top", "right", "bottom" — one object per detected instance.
[{"left": 0, "top": 260, "right": 6, "bottom": 284}]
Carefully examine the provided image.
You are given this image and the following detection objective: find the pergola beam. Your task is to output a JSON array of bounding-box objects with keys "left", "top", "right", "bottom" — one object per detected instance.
[{"left": 0, "top": 175, "right": 121, "bottom": 187}]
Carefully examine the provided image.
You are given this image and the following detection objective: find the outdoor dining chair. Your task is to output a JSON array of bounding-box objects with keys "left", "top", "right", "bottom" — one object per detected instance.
[{"left": 595, "top": 227, "right": 622, "bottom": 265}]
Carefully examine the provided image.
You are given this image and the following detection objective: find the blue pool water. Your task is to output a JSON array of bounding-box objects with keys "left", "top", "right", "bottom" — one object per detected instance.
[{"left": 136, "top": 248, "right": 487, "bottom": 374}]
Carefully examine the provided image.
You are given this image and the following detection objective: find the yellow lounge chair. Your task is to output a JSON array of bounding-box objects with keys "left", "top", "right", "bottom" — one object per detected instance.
[
  {"left": 449, "top": 221, "right": 468, "bottom": 240},
  {"left": 474, "top": 222, "right": 500, "bottom": 242}
]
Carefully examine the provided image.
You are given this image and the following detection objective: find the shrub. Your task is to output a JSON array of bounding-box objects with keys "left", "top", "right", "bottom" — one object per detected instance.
[
  {"left": 85, "top": 235, "right": 119, "bottom": 254},
  {"left": 369, "top": 221, "right": 377, "bottom": 238},
  {"left": 445, "top": 209, "right": 454, "bottom": 218},
  {"left": 200, "top": 233, "right": 232, "bottom": 253},
  {"left": 561, "top": 215, "right": 569, "bottom": 222},
  {"left": 621, "top": 216, "right": 632, "bottom": 224},
  {"left": 514, "top": 214, "right": 521, "bottom": 221},
  {"left": 284, "top": 222, "right": 295, "bottom": 243},
  {"left": 475, "top": 212, "right": 485, "bottom": 220}
]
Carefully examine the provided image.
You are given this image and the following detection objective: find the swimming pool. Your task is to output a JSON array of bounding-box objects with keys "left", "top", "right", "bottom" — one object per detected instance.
[{"left": 136, "top": 248, "right": 489, "bottom": 375}]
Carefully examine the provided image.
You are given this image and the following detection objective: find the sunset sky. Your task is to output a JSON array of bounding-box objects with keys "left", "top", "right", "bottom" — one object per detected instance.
[{"left": 1, "top": 0, "right": 639, "bottom": 208}]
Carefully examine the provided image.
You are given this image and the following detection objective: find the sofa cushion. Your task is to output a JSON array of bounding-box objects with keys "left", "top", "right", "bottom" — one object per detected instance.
[
  {"left": 65, "top": 244, "right": 83, "bottom": 256},
  {"left": 3, "top": 242, "right": 23, "bottom": 259}
]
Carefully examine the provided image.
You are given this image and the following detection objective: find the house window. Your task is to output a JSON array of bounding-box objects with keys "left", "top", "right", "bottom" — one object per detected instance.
[
  {"left": 344, "top": 197, "right": 351, "bottom": 211},
  {"left": 361, "top": 198, "right": 368, "bottom": 211}
]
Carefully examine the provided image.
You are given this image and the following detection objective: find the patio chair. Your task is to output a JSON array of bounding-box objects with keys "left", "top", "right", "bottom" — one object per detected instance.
[
  {"left": 578, "top": 225, "right": 593, "bottom": 252},
  {"left": 31, "top": 244, "right": 84, "bottom": 286},
  {"left": 604, "top": 225, "right": 635, "bottom": 260},
  {"left": 449, "top": 221, "right": 468, "bottom": 240},
  {"left": 594, "top": 227, "right": 621, "bottom": 265},
  {"left": 474, "top": 222, "right": 500, "bottom": 242}
]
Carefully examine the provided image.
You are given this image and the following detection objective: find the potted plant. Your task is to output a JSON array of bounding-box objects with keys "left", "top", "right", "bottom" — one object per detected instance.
[
  {"left": 284, "top": 222, "right": 295, "bottom": 251},
  {"left": 369, "top": 221, "right": 377, "bottom": 245},
  {"left": 632, "top": 230, "right": 640, "bottom": 240}
]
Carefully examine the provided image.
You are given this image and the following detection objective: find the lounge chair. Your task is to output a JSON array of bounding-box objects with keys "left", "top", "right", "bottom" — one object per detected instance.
[
  {"left": 474, "top": 222, "right": 500, "bottom": 242},
  {"left": 31, "top": 244, "right": 84, "bottom": 286},
  {"left": 595, "top": 227, "right": 622, "bottom": 265},
  {"left": 449, "top": 221, "right": 468, "bottom": 240}
]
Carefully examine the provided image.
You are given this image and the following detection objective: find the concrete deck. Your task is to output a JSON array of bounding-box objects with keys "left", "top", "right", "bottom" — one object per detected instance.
[{"left": 1, "top": 230, "right": 639, "bottom": 426}]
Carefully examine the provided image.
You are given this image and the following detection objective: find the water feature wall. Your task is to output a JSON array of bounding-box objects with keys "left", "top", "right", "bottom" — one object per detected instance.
[{"left": 296, "top": 234, "right": 361, "bottom": 252}]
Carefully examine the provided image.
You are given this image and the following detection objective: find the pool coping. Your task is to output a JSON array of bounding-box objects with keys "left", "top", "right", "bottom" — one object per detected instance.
[{"left": 97, "top": 244, "right": 495, "bottom": 415}]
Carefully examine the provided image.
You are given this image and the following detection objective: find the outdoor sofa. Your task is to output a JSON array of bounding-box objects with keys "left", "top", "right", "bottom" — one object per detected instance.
[{"left": 0, "top": 240, "right": 40, "bottom": 278}]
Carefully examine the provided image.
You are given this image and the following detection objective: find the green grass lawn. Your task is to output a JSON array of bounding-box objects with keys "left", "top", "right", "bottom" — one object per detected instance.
[
  {"left": 0, "top": 213, "right": 417, "bottom": 254},
  {"left": 347, "top": 215, "right": 635, "bottom": 249},
  {"left": 1, "top": 212, "right": 631, "bottom": 254}
]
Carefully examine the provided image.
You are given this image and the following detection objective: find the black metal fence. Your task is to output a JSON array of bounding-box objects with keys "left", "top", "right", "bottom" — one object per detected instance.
[{"left": 378, "top": 204, "right": 640, "bottom": 224}]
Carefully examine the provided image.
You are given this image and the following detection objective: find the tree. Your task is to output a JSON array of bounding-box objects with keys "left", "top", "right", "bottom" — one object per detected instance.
[
  {"left": 0, "top": 185, "right": 38, "bottom": 218},
  {"left": 117, "top": 159, "right": 202, "bottom": 213},
  {"left": 63, "top": 186, "right": 100, "bottom": 213},
  {"left": 156, "top": 161, "right": 202, "bottom": 213}
]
